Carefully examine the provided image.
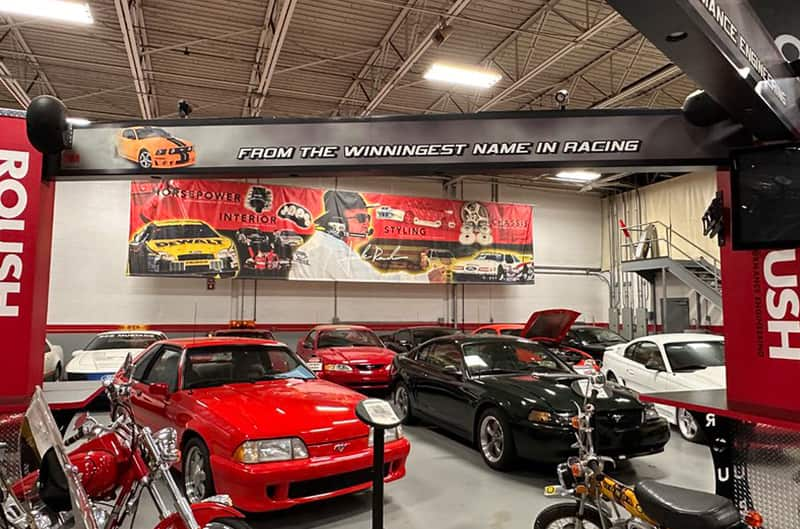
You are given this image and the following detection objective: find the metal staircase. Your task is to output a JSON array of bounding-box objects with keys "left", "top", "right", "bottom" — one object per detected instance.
[{"left": 619, "top": 221, "right": 721, "bottom": 308}]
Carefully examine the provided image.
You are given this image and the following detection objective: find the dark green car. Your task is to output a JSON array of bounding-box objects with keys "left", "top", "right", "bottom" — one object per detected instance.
[{"left": 392, "top": 334, "right": 670, "bottom": 470}]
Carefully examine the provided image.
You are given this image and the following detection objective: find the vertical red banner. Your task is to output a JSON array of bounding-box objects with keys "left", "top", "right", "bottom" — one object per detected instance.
[{"left": 0, "top": 114, "right": 54, "bottom": 411}]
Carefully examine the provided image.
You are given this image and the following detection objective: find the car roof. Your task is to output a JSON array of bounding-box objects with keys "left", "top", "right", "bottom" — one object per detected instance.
[
  {"left": 476, "top": 324, "right": 524, "bottom": 330},
  {"left": 96, "top": 330, "right": 166, "bottom": 337},
  {"left": 164, "top": 337, "right": 286, "bottom": 348},
  {"left": 150, "top": 219, "right": 206, "bottom": 227},
  {"left": 311, "top": 324, "right": 372, "bottom": 332},
  {"left": 631, "top": 333, "right": 724, "bottom": 345},
  {"left": 421, "top": 333, "right": 531, "bottom": 347}
]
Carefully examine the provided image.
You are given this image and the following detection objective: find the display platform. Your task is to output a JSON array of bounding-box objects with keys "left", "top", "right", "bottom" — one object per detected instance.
[{"left": 42, "top": 380, "right": 104, "bottom": 410}]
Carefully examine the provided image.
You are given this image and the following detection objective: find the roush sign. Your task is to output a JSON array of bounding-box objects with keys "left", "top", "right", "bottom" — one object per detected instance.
[{"left": 0, "top": 114, "right": 54, "bottom": 410}]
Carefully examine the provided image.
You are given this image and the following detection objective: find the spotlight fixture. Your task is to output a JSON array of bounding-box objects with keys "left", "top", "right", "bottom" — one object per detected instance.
[
  {"left": 553, "top": 170, "right": 601, "bottom": 183},
  {"left": 432, "top": 19, "right": 453, "bottom": 46},
  {"left": 554, "top": 89, "right": 569, "bottom": 110},
  {"left": 178, "top": 99, "right": 192, "bottom": 118},
  {"left": 424, "top": 63, "right": 502, "bottom": 89},
  {"left": 66, "top": 117, "right": 91, "bottom": 126},
  {"left": 0, "top": 0, "right": 93, "bottom": 24}
]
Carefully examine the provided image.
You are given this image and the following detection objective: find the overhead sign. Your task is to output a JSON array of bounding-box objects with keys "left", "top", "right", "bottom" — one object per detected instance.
[
  {"left": 128, "top": 179, "right": 534, "bottom": 284},
  {"left": 59, "top": 110, "right": 749, "bottom": 178}
]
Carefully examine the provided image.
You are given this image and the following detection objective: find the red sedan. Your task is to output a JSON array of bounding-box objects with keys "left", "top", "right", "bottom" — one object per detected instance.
[
  {"left": 125, "top": 337, "right": 410, "bottom": 512},
  {"left": 521, "top": 309, "right": 600, "bottom": 375},
  {"left": 296, "top": 325, "right": 396, "bottom": 390}
]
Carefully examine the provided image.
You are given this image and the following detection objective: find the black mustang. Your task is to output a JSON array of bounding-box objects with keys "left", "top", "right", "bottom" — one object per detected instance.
[{"left": 392, "top": 334, "right": 670, "bottom": 470}]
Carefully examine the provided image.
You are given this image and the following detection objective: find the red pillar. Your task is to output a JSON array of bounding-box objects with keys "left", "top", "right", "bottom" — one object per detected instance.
[{"left": 0, "top": 114, "right": 54, "bottom": 412}]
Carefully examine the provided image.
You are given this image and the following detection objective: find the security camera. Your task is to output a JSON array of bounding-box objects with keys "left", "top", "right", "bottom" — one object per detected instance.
[
  {"left": 433, "top": 20, "right": 453, "bottom": 46},
  {"left": 554, "top": 89, "right": 569, "bottom": 109},
  {"left": 178, "top": 99, "right": 192, "bottom": 118}
]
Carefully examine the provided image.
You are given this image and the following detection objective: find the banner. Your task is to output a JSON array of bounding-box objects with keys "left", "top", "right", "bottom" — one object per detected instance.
[{"left": 129, "top": 180, "right": 534, "bottom": 284}]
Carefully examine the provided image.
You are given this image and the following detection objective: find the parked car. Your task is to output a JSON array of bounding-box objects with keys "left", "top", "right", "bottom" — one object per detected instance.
[
  {"left": 520, "top": 310, "right": 600, "bottom": 375},
  {"left": 473, "top": 324, "right": 523, "bottom": 336},
  {"left": 210, "top": 328, "right": 276, "bottom": 340},
  {"left": 382, "top": 326, "right": 459, "bottom": 354},
  {"left": 124, "top": 337, "right": 409, "bottom": 511},
  {"left": 563, "top": 325, "right": 627, "bottom": 361},
  {"left": 43, "top": 339, "right": 64, "bottom": 381},
  {"left": 452, "top": 252, "right": 520, "bottom": 281},
  {"left": 66, "top": 330, "right": 167, "bottom": 381},
  {"left": 391, "top": 334, "right": 669, "bottom": 469},
  {"left": 275, "top": 229, "right": 304, "bottom": 247},
  {"left": 602, "top": 333, "right": 725, "bottom": 443},
  {"left": 296, "top": 325, "right": 396, "bottom": 390}
]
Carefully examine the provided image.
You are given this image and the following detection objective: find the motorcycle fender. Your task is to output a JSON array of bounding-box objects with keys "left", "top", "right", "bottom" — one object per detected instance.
[{"left": 153, "top": 502, "right": 244, "bottom": 529}]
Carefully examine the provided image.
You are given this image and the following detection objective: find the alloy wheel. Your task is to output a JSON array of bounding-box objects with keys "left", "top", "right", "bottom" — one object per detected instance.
[
  {"left": 184, "top": 445, "right": 207, "bottom": 502},
  {"left": 678, "top": 408, "right": 699, "bottom": 440},
  {"left": 394, "top": 385, "right": 409, "bottom": 419},
  {"left": 138, "top": 150, "right": 152, "bottom": 169},
  {"left": 479, "top": 415, "right": 504, "bottom": 463}
]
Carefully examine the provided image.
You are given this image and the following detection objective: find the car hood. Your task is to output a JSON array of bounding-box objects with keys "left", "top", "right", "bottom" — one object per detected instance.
[
  {"left": 315, "top": 346, "right": 395, "bottom": 364},
  {"left": 68, "top": 349, "right": 144, "bottom": 372},
  {"left": 187, "top": 379, "right": 368, "bottom": 445},
  {"left": 522, "top": 309, "right": 580, "bottom": 343},
  {"left": 671, "top": 366, "right": 726, "bottom": 390},
  {"left": 145, "top": 237, "right": 232, "bottom": 256},
  {"left": 479, "top": 373, "right": 642, "bottom": 413},
  {"left": 139, "top": 136, "right": 190, "bottom": 149}
]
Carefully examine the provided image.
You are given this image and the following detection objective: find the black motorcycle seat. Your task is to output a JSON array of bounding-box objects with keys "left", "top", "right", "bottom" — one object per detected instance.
[{"left": 635, "top": 480, "right": 741, "bottom": 529}]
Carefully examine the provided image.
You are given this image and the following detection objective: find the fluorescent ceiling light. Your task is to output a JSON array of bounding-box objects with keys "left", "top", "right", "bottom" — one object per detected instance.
[
  {"left": 424, "top": 63, "right": 501, "bottom": 89},
  {"left": 67, "top": 117, "right": 91, "bottom": 126},
  {"left": 553, "top": 170, "right": 601, "bottom": 183},
  {"left": 0, "top": 0, "right": 93, "bottom": 24}
]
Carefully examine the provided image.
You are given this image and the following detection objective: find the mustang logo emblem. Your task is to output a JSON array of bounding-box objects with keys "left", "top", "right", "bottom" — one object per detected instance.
[{"left": 334, "top": 443, "right": 348, "bottom": 453}]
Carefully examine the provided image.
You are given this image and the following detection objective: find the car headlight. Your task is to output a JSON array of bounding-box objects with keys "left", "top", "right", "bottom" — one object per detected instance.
[
  {"left": 187, "top": 146, "right": 193, "bottom": 152},
  {"left": 158, "top": 252, "right": 177, "bottom": 262},
  {"left": 368, "top": 426, "right": 403, "bottom": 446},
  {"left": 528, "top": 409, "right": 574, "bottom": 426},
  {"left": 643, "top": 404, "right": 660, "bottom": 422},
  {"left": 169, "top": 148, "right": 178, "bottom": 154},
  {"left": 155, "top": 149, "right": 167, "bottom": 155},
  {"left": 324, "top": 364, "right": 353, "bottom": 372},
  {"left": 233, "top": 438, "right": 308, "bottom": 463},
  {"left": 217, "top": 248, "right": 235, "bottom": 259}
]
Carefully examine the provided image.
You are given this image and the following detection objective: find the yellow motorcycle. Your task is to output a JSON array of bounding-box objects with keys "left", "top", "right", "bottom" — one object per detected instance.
[{"left": 533, "top": 374, "right": 763, "bottom": 529}]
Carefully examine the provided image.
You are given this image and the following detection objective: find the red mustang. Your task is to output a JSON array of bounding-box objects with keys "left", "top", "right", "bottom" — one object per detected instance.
[
  {"left": 125, "top": 337, "right": 409, "bottom": 512},
  {"left": 296, "top": 325, "right": 396, "bottom": 390},
  {"left": 520, "top": 309, "right": 599, "bottom": 375}
]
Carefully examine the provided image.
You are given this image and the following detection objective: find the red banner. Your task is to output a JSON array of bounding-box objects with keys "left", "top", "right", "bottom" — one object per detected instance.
[
  {"left": 0, "top": 114, "right": 53, "bottom": 409},
  {"left": 129, "top": 179, "right": 534, "bottom": 284}
]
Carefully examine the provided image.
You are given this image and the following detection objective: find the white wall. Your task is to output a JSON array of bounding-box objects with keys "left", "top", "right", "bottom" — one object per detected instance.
[{"left": 47, "top": 178, "right": 608, "bottom": 326}]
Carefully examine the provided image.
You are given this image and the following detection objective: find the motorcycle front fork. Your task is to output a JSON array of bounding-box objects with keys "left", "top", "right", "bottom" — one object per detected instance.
[{"left": 145, "top": 464, "right": 200, "bottom": 529}]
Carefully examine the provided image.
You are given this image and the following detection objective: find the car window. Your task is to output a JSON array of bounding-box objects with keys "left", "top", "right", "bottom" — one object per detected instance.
[
  {"left": 86, "top": 333, "right": 163, "bottom": 350},
  {"left": 132, "top": 345, "right": 162, "bottom": 381},
  {"left": 462, "top": 340, "right": 570, "bottom": 376},
  {"left": 415, "top": 343, "right": 434, "bottom": 363},
  {"left": 396, "top": 329, "right": 411, "bottom": 343},
  {"left": 152, "top": 224, "right": 217, "bottom": 240},
  {"left": 317, "top": 329, "right": 382, "bottom": 348},
  {"left": 123, "top": 129, "right": 135, "bottom": 139},
  {"left": 183, "top": 345, "right": 314, "bottom": 389},
  {"left": 141, "top": 347, "right": 182, "bottom": 391},
  {"left": 426, "top": 343, "right": 463, "bottom": 370},
  {"left": 500, "top": 328, "right": 521, "bottom": 336},
  {"left": 624, "top": 343, "right": 639, "bottom": 360},
  {"left": 633, "top": 341, "right": 665, "bottom": 370},
  {"left": 505, "top": 255, "right": 514, "bottom": 263},
  {"left": 664, "top": 341, "right": 725, "bottom": 371}
]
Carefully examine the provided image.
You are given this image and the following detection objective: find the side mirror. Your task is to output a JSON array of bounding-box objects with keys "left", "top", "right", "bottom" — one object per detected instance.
[
  {"left": 149, "top": 382, "right": 170, "bottom": 397},
  {"left": 302, "top": 341, "right": 312, "bottom": 349},
  {"left": 443, "top": 365, "right": 463, "bottom": 377}
]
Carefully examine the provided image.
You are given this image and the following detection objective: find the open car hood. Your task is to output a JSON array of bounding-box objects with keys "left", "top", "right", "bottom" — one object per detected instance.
[{"left": 521, "top": 309, "right": 580, "bottom": 343}]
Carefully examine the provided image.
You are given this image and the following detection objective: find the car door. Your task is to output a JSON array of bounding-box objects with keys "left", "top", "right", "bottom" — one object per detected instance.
[
  {"left": 130, "top": 345, "right": 182, "bottom": 431},
  {"left": 625, "top": 341, "right": 667, "bottom": 395},
  {"left": 414, "top": 342, "right": 472, "bottom": 432}
]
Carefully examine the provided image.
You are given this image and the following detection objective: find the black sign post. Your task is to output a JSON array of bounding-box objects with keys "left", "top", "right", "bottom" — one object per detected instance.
[{"left": 355, "top": 398, "right": 402, "bottom": 529}]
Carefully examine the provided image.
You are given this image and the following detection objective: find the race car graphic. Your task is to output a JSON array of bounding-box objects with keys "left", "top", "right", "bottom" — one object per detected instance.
[
  {"left": 452, "top": 251, "right": 533, "bottom": 282},
  {"left": 116, "top": 126, "right": 196, "bottom": 169},
  {"left": 128, "top": 220, "right": 239, "bottom": 277}
]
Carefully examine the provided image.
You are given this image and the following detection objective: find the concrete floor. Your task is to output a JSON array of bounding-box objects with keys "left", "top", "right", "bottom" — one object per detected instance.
[{"left": 128, "top": 424, "right": 713, "bottom": 529}]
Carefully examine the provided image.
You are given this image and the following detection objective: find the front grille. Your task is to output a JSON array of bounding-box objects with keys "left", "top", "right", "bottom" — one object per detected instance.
[
  {"left": 287, "top": 464, "right": 390, "bottom": 499},
  {"left": 353, "top": 364, "right": 384, "bottom": 371},
  {"left": 595, "top": 410, "right": 642, "bottom": 430},
  {"left": 178, "top": 253, "right": 213, "bottom": 261}
]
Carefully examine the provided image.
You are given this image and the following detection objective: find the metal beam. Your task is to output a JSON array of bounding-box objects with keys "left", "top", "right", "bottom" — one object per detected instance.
[
  {"left": 242, "top": 0, "right": 276, "bottom": 116},
  {"left": 360, "top": 0, "right": 473, "bottom": 116},
  {"left": 2, "top": 16, "right": 57, "bottom": 98},
  {"left": 591, "top": 64, "right": 681, "bottom": 109},
  {"left": 334, "top": 0, "right": 417, "bottom": 115},
  {"left": 478, "top": 11, "right": 620, "bottom": 111},
  {"left": 246, "top": 0, "right": 298, "bottom": 117},
  {"left": 114, "top": 0, "right": 156, "bottom": 119},
  {"left": 0, "top": 60, "right": 31, "bottom": 107}
]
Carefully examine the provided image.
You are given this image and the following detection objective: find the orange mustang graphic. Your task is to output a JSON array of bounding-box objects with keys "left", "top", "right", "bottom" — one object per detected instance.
[{"left": 115, "top": 126, "right": 196, "bottom": 169}]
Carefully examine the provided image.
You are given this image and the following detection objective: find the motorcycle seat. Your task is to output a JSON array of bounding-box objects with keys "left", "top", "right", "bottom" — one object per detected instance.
[{"left": 635, "top": 480, "right": 741, "bottom": 529}]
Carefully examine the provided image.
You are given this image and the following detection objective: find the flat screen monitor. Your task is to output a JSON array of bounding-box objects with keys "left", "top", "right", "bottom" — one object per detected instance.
[{"left": 731, "top": 143, "right": 800, "bottom": 250}]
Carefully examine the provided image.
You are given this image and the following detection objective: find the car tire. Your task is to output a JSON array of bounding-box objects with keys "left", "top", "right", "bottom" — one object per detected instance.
[
  {"left": 53, "top": 363, "right": 62, "bottom": 382},
  {"left": 182, "top": 438, "right": 215, "bottom": 503},
  {"left": 138, "top": 149, "right": 153, "bottom": 169},
  {"left": 393, "top": 382, "right": 418, "bottom": 425},
  {"left": 477, "top": 408, "right": 516, "bottom": 471},
  {"left": 496, "top": 266, "right": 505, "bottom": 281},
  {"left": 677, "top": 408, "right": 706, "bottom": 444}
]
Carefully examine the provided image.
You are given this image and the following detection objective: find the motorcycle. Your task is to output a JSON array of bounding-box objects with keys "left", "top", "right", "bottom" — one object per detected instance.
[
  {"left": 1, "top": 358, "right": 252, "bottom": 529},
  {"left": 533, "top": 373, "right": 764, "bottom": 529}
]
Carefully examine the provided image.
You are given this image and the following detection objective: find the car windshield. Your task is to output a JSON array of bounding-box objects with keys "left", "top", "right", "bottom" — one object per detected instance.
[
  {"left": 664, "top": 341, "right": 725, "bottom": 371},
  {"left": 415, "top": 328, "right": 459, "bottom": 343},
  {"left": 137, "top": 127, "right": 170, "bottom": 139},
  {"left": 476, "top": 254, "right": 502, "bottom": 261},
  {"left": 318, "top": 329, "right": 382, "bottom": 348},
  {"left": 462, "top": 340, "right": 571, "bottom": 376},
  {"left": 184, "top": 345, "right": 314, "bottom": 388},
  {"left": 213, "top": 329, "right": 275, "bottom": 340},
  {"left": 86, "top": 333, "right": 162, "bottom": 350},
  {"left": 152, "top": 224, "right": 217, "bottom": 239},
  {"left": 500, "top": 328, "right": 522, "bottom": 336},
  {"left": 573, "top": 327, "right": 626, "bottom": 344}
]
